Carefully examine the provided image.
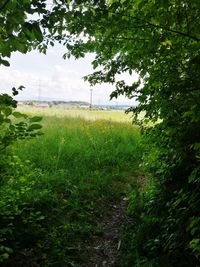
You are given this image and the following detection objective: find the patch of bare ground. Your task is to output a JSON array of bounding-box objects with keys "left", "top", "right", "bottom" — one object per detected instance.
[{"left": 81, "top": 197, "right": 127, "bottom": 267}]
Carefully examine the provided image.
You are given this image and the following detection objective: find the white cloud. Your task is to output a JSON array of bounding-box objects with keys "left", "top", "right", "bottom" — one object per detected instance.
[{"left": 0, "top": 46, "right": 138, "bottom": 105}]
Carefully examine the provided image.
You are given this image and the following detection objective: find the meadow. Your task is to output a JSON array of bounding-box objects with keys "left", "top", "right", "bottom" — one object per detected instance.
[
  {"left": 18, "top": 106, "right": 134, "bottom": 122},
  {"left": 1, "top": 107, "right": 143, "bottom": 267}
]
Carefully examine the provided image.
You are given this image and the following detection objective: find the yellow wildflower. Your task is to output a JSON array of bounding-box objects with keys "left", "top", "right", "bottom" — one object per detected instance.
[{"left": 59, "top": 137, "right": 65, "bottom": 145}]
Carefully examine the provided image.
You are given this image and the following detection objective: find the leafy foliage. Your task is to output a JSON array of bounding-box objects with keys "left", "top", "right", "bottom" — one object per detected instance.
[
  {"left": 0, "top": 90, "right": 43, "bottom": 181},
  {"left": 0, "top": 0, "right": 200, "bottom": 266},
  {"left": 0, "top": 88, "right": 43, "bottom": 262},
  {"left": 0, "top": 90, "right": 42, "bottom": 151}
]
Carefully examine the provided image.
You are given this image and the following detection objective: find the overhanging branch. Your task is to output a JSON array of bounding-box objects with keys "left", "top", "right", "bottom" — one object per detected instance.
[
  {"left": 143, "top": 20, "right": 200, "bottom": 42},
  {"left": 107, "top": 9, "right": 200, "bottom": 42}
]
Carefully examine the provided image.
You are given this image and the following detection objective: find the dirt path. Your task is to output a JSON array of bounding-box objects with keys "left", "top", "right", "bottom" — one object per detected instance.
[{"left": 81, "top": 197, "right": 127, "bottom": 267}]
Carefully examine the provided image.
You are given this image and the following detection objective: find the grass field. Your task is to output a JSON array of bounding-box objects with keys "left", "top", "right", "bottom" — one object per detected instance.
[
  {"left": 1, "top": 108, "right": 143, "bottom": 267},
  {"left": 18, "top": 106, "right": 134, "bottom": 122}
]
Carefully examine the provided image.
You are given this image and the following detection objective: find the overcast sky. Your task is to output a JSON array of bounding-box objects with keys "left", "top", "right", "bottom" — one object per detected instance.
[{"left": 0, "top": 44, "right": 138, "bottom": 105}]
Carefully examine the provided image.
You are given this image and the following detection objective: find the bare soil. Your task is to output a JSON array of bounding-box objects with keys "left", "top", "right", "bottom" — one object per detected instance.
[{"left": 81, "top": 197, "right": 127, "bottom": 267}]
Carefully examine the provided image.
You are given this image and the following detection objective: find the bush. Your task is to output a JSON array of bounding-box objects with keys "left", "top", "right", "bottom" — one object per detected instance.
[{"left": 0, "top": 89, "right": 43, "bottom": 263}]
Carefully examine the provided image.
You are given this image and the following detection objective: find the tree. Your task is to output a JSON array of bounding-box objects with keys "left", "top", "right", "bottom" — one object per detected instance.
[{"left": 0, "top": 0, "right": 200, "bottom": 266}]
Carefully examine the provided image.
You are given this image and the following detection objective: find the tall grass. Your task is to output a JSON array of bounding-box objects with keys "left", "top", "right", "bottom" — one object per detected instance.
[
  {"left": 2, "top": 109, "right": 143, "bottom": 267},
  {"left": 17, "top": 116, "right": 140, "bottom": 174},
  {"left": 18, "top": 107, "right": 133, "bottom": 122}
]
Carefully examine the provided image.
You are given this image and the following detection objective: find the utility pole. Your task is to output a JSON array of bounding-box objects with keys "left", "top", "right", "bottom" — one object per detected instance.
[
  {"left": 38, "top": 79, "right": 42, "bottom": 101},
  {"left": 90, "top": 88, "right": 93, "bottom": 110}
]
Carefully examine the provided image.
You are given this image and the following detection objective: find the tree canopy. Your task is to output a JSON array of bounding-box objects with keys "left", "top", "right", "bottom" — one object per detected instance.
[
  {"left": 1, "top": 0, "right": 200, "bottom": 266},
  {"left": 1, "top": 0, "right": 200, "bottom": 120}
]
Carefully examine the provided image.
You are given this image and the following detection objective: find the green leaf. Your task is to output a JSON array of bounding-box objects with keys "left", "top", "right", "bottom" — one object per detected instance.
[
  {"left": 0, "top": 59, "right": 10, "bottom": 67},
  {"left": 29, "top": 116, "right": 42, "bottom": 123},
  {"left": 32, "top": 23, "right": 43, "bottom": 42},
  {"left": 18, "top": 85, "right": 25, "bottom": 91},
  {"left": 16, "top": 43, "right": 27, "bottom": 54},
  {"left": 28, "top": 124, "right": 42, "bottom": 131},
  {"left": 12, "top": 112, "right": 25, "bottom": 118},
  {"left": 3, "top": 107, "right": 12, "bottom": 116},
  {"left": 161, "top": 40, "right": 172, "bottom": 47}
]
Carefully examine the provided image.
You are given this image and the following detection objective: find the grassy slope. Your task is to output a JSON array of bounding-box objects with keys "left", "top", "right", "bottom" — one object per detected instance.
[{"left": 2, "top": 108, "right": 142, "bottom": 267}]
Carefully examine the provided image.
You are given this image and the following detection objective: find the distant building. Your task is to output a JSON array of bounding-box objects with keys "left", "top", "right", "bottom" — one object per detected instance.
[{"left": 36, "top": 102, "right": 49, "bottom": 108}]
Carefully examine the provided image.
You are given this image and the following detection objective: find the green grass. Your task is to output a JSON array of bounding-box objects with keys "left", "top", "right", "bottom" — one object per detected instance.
[
  {"left": 18, "top": 106, "right": 133, "bottom": 122},
  {"left": 2, "top": 108, "right": 143, "bottom": 267}
]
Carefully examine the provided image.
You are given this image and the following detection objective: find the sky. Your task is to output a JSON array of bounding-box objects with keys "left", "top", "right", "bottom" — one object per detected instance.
[{"left": 0, "top": 44, "right": 138, "bottom": 105}]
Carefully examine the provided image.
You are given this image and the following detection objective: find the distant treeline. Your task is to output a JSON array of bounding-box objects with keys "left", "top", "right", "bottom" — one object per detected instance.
[{"left": 18, "top": 100, "right": 133, "bottom": 110}]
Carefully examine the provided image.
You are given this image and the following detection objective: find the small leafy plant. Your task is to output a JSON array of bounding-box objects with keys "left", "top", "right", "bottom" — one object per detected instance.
[
  {"left": 0, "top": 87, "right": 43, "bottom": 262},
  {"left": 0, "top": 86, "right": 43, "bottom": 152}
]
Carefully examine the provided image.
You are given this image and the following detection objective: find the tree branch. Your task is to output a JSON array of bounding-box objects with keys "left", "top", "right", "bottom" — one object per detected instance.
[
  {"left": 108, "top": 9, "right": 200, "bottom": 42},
  {"left": 143, "top": 20, "right": 200, "bottom": 42},
  {"left": 111, "top": 36, "right": 150, "bottom": 42},
  {"left": 49, "top": 3, "right": 200, "bottom": 42}
]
